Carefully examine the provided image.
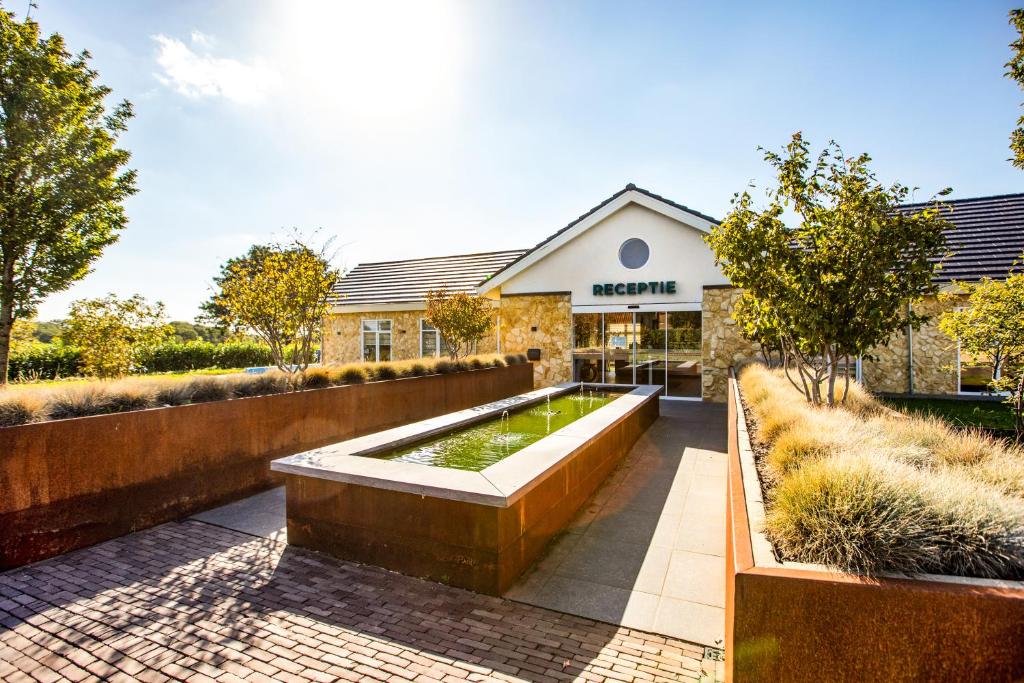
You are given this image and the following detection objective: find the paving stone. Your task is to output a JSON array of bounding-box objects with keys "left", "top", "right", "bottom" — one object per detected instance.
[{"left": 0, "top": 520, "right": 721, "bottom": 682}]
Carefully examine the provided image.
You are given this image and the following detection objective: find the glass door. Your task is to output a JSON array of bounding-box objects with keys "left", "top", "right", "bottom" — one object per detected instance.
[
  {"left": 634, "top": 312, "right": 667, "bottom": 392},
  {"left": 665, "top": 311, "right": 701, "bottom": 397},
  {"left": 602, "top": 312, "right": 634, "bottom": 386},
  {"left": 571, "top": 313, "right": 603, "bottom": 383}
]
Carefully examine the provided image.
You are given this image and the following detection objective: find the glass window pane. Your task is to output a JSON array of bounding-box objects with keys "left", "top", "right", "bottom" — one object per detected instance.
[
  {"left": 572, "top": 313, "right": 603, "bottom": 383},
  {"left": 422, "top": 332, "right": 437, "bottom": 357},
  {"left": 379, "top": 338, "right": 392, "bottom": 362},
  {"left": 666, "top": 311, "right": 701, "bottom": 397},
  {"left": 421, "top": 320, "right": 436, "bottom": 332},
  {"left": 379, "top": 320, "right": 392, "bottom": 331},
  {"left": 362, "top": 320, "right": 377, "bottom": 332},
  {"left": 362, "top": 332, "right": 376, "bottom": 362}
]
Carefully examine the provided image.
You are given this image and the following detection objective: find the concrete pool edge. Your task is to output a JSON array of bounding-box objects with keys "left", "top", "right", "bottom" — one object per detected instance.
[
  {"left": 271, "top": 383, "right": 661, "bottom": 507},
  {"left": 272, "top": 383, "right": 662, "bottom": 594}
]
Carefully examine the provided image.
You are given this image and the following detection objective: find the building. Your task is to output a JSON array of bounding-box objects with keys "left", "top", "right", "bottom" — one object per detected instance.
[{"left": 323, "top": 185, "right": 1024, "bottom": 401}]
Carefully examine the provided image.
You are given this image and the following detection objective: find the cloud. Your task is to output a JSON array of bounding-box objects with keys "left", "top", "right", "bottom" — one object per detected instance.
[{"left": 153, "top": 33, "right": 276, "bottom": 105}]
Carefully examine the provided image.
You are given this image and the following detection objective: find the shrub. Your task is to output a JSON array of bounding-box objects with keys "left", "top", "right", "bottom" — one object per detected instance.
[
  {"left": 337, "top": 366, "right": 367, "bottom": 384},
  {"left": 298, "top": 368, "right": 331, "bottom": 389},
  {"left": 740, "top": 364, "right": 1024, "bottom": 579},
  {"left": 370, "top": 363, "right": 399, "bottom": 381},
  {"left": 469, "top": 357, "right": 485, "bottom": 370},
  {"left": 137, "top": 340, "right": 274, "bottom": 373},
  {"left": 230, "top": 373, "right": 289, "bottom": 398},
  {"left": 154, "top": 381, "right": 193, "bottom": 406},
  {"left": 7, "top": 344, "right": 83, "bottom": 381},
  {"left": 0, "top": 393, "right": 46, "bottom": 427},
  {"left": 504, "top": 353, "right": 527, "bottom": 365},
  {"left": 434, "top": 360, "right": 455, "bottom": 374},
  {"left": 104, "top": 383, "right": 158, "bottom": 412},
  {"left": 187, "top": 377, "right": 231, "bottom": 403},
  {"left": 47, "top": 385, "right": 115, "bottom": 419}
]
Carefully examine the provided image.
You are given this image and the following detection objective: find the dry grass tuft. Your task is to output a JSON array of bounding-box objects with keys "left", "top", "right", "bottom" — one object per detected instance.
[
  {"left": 0, "top": 352, "right": 520, "bottom": 427},
  {"left": 0, "top": 392, "right": 47, "bottom": 427},
  {"left": 740, "top": 364, "right": 1024, "bottom": 579}
]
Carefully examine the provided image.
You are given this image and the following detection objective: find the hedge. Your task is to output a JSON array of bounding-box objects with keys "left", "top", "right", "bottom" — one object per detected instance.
[
  {"left": 135, "top": 341, "right": 273, "bottom": 373},
  {"left": 7, "top": 345, "right": 83, "bottom": 381}
]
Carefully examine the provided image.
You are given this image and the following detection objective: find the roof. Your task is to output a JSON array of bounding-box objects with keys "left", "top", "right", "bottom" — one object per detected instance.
[
  {"left": 478, "top": 183, "right": 720, "bottom": 292},
  {"left": 331, "top": 250, "right": 527, "bottom": 307},
  {"left": 900, "top": 192, "right": 1024, "bottom": 283}
]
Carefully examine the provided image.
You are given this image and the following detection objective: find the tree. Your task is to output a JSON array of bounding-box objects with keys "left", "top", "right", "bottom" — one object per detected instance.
[
  {"left": 0, "top": 9, "right": 137, "bottom": 387},
  {"left": 939, "top": 274, "right": 1024, "bottom": 437},
  {"left": 63, "top": 294, "right": 171, "bottom": 378},
  {"left": 1008, "top": 9, "right": 1024, "bottom": 169},
  {"left": 425, "top": 288, "right": 493, "bottom": 360},
  {"left": 199, "top": 244, "right": 273, "bottom": 330},
  {"left": 705, "top": 133, "right": 951, "bottom": 405},
  {"left": 212, "top": 237, "right": 338, "bottom": 373}
]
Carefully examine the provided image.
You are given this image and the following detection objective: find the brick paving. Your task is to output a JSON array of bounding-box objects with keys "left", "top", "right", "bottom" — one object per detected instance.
[{"left": 0, "top": 520, "right": 724, "bottom": 682}]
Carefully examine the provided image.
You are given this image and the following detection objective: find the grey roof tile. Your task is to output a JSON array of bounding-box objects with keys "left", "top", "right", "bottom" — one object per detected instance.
[{"left": 331, "top": 250, "right": 527, "bottom": 306}]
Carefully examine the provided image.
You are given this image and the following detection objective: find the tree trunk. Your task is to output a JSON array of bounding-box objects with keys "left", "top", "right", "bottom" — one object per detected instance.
[
  {"left": 1015, "top": 373, "right": 1023, "bottom": 443},
  {"left": 0, "top": 315, "right": 11, "bottom": 388}
]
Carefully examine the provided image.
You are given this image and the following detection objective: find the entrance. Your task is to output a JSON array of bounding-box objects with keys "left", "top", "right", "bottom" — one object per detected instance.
[{"left": 571, "top": 309, "right": 701, "bottom": 398}]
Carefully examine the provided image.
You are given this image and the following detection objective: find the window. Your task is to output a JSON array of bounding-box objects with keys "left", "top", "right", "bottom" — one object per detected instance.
[
  {"left": 419, "top": 319, "right": 450, "bottom": 358},
  {"left": 618, "top": 238, "right": 650, "bottom": 269},
  {"left": 362, "top": 319, "right": 392, "bottom": 362}
]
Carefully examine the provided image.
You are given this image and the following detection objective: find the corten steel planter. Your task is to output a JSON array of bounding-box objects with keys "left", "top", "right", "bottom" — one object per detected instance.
[
  {"left": 725, "top": 373, "right": 1024, "bottom": 682},
  {"left": 0, "top": 364, "right": 533, "bottom": 569},
  {"left": 272, "top": 384, "right": 662, "bottom": 595}
]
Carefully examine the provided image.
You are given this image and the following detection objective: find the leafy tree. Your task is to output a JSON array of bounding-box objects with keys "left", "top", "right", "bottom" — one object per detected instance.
[
  {"left": 425, "top": 288, "right": 493, "bottom": 360},
  {"left": 169, "top": 320, "right": 199, "bottom": 342},
  {"left": 705, "top": 133, "right": 951, "bottom": 405},
  {"left": 1008, "top": 9, "right": 1024, "bottom": 169},
  {"left": 0, "top": 9, "right": 137, "bottom": 387},
  {"left": 212, "top": 237, "right": 337, "bottom": 373},
  {"left": 939, "top": 273, "right": 1024, "bottom": 437},
  {"left": 199, "top": 244, "right": 273, "bottom": 330},
  {"left": 10, "top": 319, "right": 34, "bottom": 349},
  {"left": 63, "top": 294, "right": 171, "bottom": 378}
]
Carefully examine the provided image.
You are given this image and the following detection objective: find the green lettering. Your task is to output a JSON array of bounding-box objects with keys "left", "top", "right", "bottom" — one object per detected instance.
[
  {"left": 593, "top": 284, "right": 604, "bottom": 295},
  {"left": 614, "top": 283, "right": 625, "bottom": 295},
  {"left": 666, "top": 281, "right": 677, "bottom": 294},
  {"left": 604, "top": 284, "right": 614, "bottom": 295},
  {"left": 627, "top": 282, "right": 636, "bottom": 295},
  {"left": 637, "top": 282, "right": 648, "bottom": 294}
]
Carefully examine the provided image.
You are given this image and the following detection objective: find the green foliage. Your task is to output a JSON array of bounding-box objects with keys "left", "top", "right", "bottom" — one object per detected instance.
[
  {"left": 212, "top": 236, "right": 338, "bottom": 373},
  {"left": 63, "top": 294, "right": 171, "bottom": 379},
  {"left": 7, "top": 343, "right": 82, "bottom": 381},
  {"left": 425, "top": 288, "right": 494, "bottom": 360},
  {"left": 1007, "top": 9, "right": 1024, "bottom": 169},
  {"left": 706, "top": 133, "right": 950, "bottom": 405},
  {"left": 0, "top": 9, "right": 137, "bottom": 386},
  {"left": 940, "top": 274, "right": 1024, "bottom": 436},
  {"left": 29, "top": 320, "right": 63, "bottom": 343},
  {"left": 135, "top": 340, "right": 273, "bottom": 373}
]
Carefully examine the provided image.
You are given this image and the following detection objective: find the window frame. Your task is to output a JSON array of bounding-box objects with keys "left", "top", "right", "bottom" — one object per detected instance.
[{"left": 361, "top": 318, "right": 393, "bottom": 362}]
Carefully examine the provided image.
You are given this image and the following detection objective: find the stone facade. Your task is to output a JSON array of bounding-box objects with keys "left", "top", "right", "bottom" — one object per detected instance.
[
  {"left": 701, "top": 287, "right": 960, "bottom": 401},
  {"left": 499, "top": 293, "right": 573, "bottom": 387},
  {"left": 701, "top": 286, "right": 762, "bottom": 402},
  {"left": 322, "top": 310, "right": 498, "bottom": 365},
  {"left": 861, "top": 295, "right": 959, "bottom": 395}
]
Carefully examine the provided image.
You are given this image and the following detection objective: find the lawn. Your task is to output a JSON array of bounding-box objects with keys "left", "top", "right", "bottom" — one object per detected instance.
[{"left": 881, "top": 396, "right": 1017, "bottom": 432}]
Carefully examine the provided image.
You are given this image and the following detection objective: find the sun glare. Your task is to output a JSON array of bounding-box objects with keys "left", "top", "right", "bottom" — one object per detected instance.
[{"left": 273, "top": 0, "right": 465, "bottom": 123}]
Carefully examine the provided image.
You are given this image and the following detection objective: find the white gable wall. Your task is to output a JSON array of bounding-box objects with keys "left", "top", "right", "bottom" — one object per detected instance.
[{"left": 498, "top": 202, "right": 728, "bottom": 306}]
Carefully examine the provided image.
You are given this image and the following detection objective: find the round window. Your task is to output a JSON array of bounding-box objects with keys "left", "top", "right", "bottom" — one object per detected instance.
[{"left": 618, "top": 238, "right": 650, "bottom": 269}]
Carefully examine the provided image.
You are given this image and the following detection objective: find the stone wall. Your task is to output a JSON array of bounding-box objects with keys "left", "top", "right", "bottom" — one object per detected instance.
[
  {"left": 861, "top": 295, "right": 959, "bottom": 395},
  {"left": 701, "top": 286, "right": 762, "bottom": 402},
  {"left": 703, "top": 288, "right": 960, "bottom": 399},
  {"left": 499, "top": 294, "right": 573, "bottom": 387},
  {"left": 322, "top": 309, "right": 499, "bottom": 365}
]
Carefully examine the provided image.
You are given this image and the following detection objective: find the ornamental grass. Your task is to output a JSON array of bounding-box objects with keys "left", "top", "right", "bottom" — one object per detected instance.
[
  {"left": 739, "top": 364, "right": 1024, "bottom": 580},
  {"left": 0, "top": 353, "right": 519, "bottom": 428}
]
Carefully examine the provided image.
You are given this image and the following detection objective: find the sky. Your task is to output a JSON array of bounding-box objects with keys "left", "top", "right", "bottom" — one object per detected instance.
[{"left": 23, "top": 0, "right": 1024, "bottom": 321}]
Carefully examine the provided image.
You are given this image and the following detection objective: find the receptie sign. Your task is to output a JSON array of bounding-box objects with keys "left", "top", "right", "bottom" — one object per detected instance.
[{"left": 592, "top": 281, "right": 676, "bottom": 296}]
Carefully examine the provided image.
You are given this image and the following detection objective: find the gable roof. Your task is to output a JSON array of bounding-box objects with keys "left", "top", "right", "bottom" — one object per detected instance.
[
  {"left": 330, "top": 250, "right": 527, "bottom": 307},
  {"left": 477, "top": 184, "right": 720, "bottom": 294},
  {"left": 899, "top": 192, "right": 1024, "bottom": 283}
]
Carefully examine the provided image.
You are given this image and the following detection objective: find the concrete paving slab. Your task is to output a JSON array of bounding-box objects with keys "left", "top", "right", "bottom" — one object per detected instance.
[
  {"left": 505, "top": 399, "right": 727, "bottom": 647},
  {"left": 190, "top": 486, "right": 286, "bottom": 541}
]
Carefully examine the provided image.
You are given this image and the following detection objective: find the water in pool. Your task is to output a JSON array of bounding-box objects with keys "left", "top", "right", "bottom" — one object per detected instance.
[{"left": 373, "top": 390, "right": 619, "bottom": 471}]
